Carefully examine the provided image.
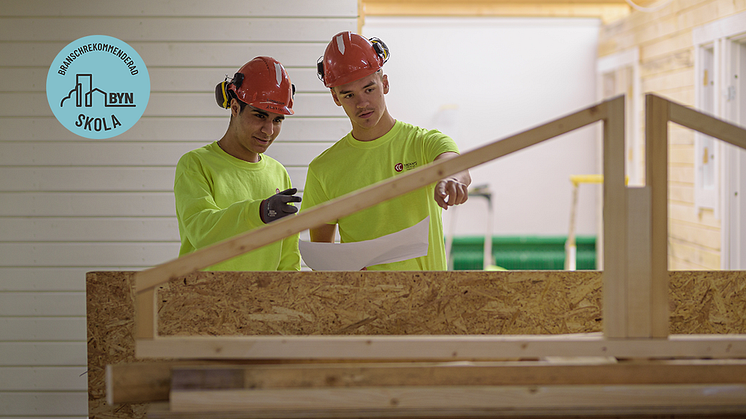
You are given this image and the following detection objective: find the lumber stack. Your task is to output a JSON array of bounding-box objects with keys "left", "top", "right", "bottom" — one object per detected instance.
[{"left": 113, "top": 359, "right": 746, "bottom": 417}]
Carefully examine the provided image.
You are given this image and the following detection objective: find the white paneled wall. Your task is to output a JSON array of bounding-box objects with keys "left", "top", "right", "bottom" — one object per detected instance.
[{"left": 0, "top": 0, "right": 357, "bottom": 416}]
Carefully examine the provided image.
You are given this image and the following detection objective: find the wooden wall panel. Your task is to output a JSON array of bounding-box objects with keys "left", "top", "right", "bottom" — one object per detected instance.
[
  {"left": 0, "top": 218, "right": 180, "bottom": 242},
  {"left": 0, "top": 267, "right": 91, "bottom": 291},
  {"left": 0, "top": 318, "right": 86, "bottom": 341},
  {"left": 1, "top": 0, "right": 358, "bottom": 17},
  {"left": 0, "top": 142, "right": 333, "bottom": 167},
  {"left": 0, "top": 18, "right": 354, "bottom": 42},
  {"left": 0, "top": 393, "right": 88, "bottom": 416},
  {"left": 0, "top": 193, "right": 175, "bottom": 216},
  {"left": 0, "top": 342, "right": 87, "bottom": 365},
  {"left": 0, "top": 243, "right": 180, "bottom": 267},
  {"left": 0, "top": 367, "right": 87, "bottom": 391},
  {"left": 0, "top": 117, "right": 351, "bottom": 141}
]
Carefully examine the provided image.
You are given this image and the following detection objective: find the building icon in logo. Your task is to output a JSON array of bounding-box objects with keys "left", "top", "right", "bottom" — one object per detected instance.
[
  {"left": 60, "top": 74, "right": 136, "bottom": 108},
  {"left": 46, "top": 35, "right": 150, "bottom": 139}
]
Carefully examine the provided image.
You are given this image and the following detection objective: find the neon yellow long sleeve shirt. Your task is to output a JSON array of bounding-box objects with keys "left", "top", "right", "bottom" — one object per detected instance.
[{"left": 174, "top": 141, "right": 300, "bottom": 271}]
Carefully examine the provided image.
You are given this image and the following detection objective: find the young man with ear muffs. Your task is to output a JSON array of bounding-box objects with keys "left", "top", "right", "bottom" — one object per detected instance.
[
  {"left": 301, "top": 32, "right": 471, "bottom": 270},
  {"left": 173, "top": 56, "right": 301, "bottom": 271}
]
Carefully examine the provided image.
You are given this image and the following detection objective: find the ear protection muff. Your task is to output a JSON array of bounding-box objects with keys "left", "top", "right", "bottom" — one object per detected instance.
[
  {"left": 214, "top": 72, "right": 243, "bottom": 109},
  {"left": 369, "top": 37, "right": 390, "bottom": 64},
  {"left": 316, "top": 57, "right": 325, "bottom": 83},
  {"left": 215, "top": 80, "right": 231, "bottom": 109}
]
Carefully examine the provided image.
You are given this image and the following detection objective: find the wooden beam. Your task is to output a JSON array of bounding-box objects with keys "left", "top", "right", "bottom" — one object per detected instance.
[
  {"left": 602, "top": 95, "right": 627, "bottom": 338},
  {"left": 136, "top": 334, "right": 746, "bottom": 360},
  {"left": 168, "top": 360, "right": 746, "bottom": 391},
  {"left": 169, "top": 384, "right": 746, "bottom": 413},
  {"left": 668, "top": 100, "right": 746, "bottom": 150},
  {"left": 645, "top": 94, "right": 670, "bottom": 339}
]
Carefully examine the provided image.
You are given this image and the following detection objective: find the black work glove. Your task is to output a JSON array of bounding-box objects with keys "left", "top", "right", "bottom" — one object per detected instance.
[{"left": 260, "top": 188, "right": 301, "bottom": 223}]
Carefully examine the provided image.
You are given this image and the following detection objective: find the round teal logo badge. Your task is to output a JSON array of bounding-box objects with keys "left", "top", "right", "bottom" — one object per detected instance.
[{"left": 46, "top": 35, "right": 150, "bottom": 139}]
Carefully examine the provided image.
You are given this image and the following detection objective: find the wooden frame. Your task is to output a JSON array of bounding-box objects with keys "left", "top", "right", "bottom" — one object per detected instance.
[{"left": 132, "top": 94, "right": 746, "bottom": 360}]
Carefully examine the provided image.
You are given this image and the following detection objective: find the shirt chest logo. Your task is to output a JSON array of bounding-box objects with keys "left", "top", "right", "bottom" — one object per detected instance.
[{"left": 394, "top": 161, "right": 418, "bottom": 172}]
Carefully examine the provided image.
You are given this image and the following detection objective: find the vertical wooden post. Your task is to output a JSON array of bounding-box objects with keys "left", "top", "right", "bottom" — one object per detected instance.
[
  {"left": 645, "top": 95, "right": 670, "bottom": 338},
  {"left": 626, "top": 186, "right": 652, "bottom": 337},
  {"left": 603, "top": 95, "right": 628, "bottom": 338},
  {"left": 134, "top": 288, "right": 157, "bottom": 340}
]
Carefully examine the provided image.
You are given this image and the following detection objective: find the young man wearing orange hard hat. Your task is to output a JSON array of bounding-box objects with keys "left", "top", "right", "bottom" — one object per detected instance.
[
  {"left": 174, "top": 57, "right": 302, "bottom": 271},
  {"left": 301, "top": 32, "right": 471, "bottom": 270}
]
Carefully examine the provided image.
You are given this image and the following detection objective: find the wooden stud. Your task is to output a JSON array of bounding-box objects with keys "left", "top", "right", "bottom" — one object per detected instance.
[
  {"left": 602, "top": 95, "right": 627, "bottom": 338},
  {"left": 645, "top": 94, "right": 670, "bottom": 339},
  {"left": 626, "top": 186, "right": 652, "bottom": 338},
  {"left": 134, "top": 288, "right": 156, "bottom": 340}
]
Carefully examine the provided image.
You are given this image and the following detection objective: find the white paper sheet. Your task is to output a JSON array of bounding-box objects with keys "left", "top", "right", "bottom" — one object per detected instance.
[{"left": 299, "top": 217, "right": 430, "bottom": 271}]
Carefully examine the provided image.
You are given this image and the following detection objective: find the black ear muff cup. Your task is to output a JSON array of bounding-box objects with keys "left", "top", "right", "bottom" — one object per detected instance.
[
  {"left": 215, "top": 81, "right": 230, "bottom": 109},
  {"left": 316, "top": 59, "right": 325, "bottom": 83}
]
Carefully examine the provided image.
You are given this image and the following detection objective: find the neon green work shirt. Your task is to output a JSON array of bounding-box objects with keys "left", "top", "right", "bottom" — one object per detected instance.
[
  {"left": 174, "top": 141, "right": 300, "bottom": 271},
  {"left": 301, "top": 120, "right": 459, "bottom": 270}
]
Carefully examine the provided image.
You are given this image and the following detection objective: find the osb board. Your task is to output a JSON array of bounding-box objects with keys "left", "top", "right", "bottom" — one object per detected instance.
[
  {"left": 87, "top": 270, "right": 746, "bottom": 418},
  {"left": 157, "top": 271, "right": 604, "bottom": 337}
]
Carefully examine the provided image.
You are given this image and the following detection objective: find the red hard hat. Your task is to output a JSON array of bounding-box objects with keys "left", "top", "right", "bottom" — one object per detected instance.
[
  {"left": 215, "top": 56, "right": 295, "bottom": 115},
  {"left": 317, "top": 31, "right": 390, "bottom": 88}
]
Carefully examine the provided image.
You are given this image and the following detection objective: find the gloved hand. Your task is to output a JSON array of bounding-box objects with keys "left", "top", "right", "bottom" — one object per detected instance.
[{"left": 260, "top": 188, "right": 301, "bottom": 223}]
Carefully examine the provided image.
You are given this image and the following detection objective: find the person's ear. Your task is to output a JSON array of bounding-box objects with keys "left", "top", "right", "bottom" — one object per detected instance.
[
  {"left": 382, "top": 74, "right": 389, "bottom": 95},
  {"left": 330, "top": 88, "right": 342, "bottom": 107},
  {"left": 230, "top": 98, "right": 241, "bottom": 117}
]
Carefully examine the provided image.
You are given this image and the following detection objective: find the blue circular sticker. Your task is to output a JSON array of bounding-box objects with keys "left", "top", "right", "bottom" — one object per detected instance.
[{"left": 46, "top": 35, "right": 150, "bottom": 139}]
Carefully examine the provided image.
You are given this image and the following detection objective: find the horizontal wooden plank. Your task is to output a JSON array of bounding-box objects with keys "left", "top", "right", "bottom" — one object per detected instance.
[
  {"left": 0, "top": 167, "right": 176, "bottom": 192},
  {"left": 0, "top": 342, "right": 87, "bottom": 366},
  {"left": 669, "top": 100, "right": 746, "bottom": 151},
  {"left": 1, "top": 0, "right": 358, "bottom": 17},
  {"left": 169, "top": 384, "right": 746, "bottom": 413},
  {"left": 1, "top": 67, "right": 329, "bottom": 94},
  {"left": 137, "top": 334, "right": 746, "bottom": 360},
  {"left": 669, "top": 220, "right": 720, "bottom": 250},
  {"left": 0, "top": 192, "right": 175, "bottom": 217},
  {"left": 0, "top": 142, "right": 332, "bottom": 168},
  {"left": 0, "top": 292, "right": 86, "bottom": 316},
  {"left": 0, "top": 17, "right": 356, "bottom": 42},
  {"left": 0, "top": 242, "right": 179, "bottom": 267},
  {"left": 668, "top": 239, "right": 720, "bottom": 270},
  {"left": 0, "top": 391, "right": 87, "bottom": 416},
  {"left": 109, "top": 359, "right": 746, "bottom": 405},
  {"left": 0, "top": 217, "right": 179, "bottom": 242},
  {"left": 0, "top": 117, "right": 351, "bottom": 142},
  {"left": 0, "top": 367, "right": 87, "bottom": 391},
  {"left": 0, "top": 41, "right": 333, "bottom": 68},
  {"left": 0, "top": 167, "right": 307, "bottom": 193},
  {"left": 2, "top": 92, "right": 343, "bottom": 118},
  {"left": 0, "top": 317, "right": 86, "bottom": 341},
  {"left": 0, "top": 267, "right": 91, "bottom": 291}
]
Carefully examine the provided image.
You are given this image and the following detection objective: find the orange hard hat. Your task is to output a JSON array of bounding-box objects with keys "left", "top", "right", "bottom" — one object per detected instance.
[
  {"left": 215, "top": 56, "right": 295, "bottom": 115},
  {"left": 317, "top": 31, "right": 390, "bottom": 88}
]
